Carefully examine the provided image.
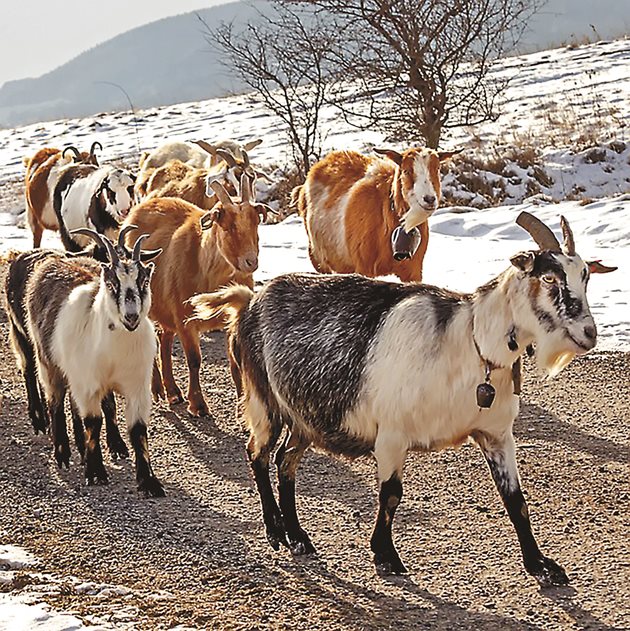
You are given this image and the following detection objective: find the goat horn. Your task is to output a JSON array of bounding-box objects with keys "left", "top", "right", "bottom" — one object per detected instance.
[
  {"left": 117, "top": 224, "right": 137, "bottom": 251},
  {"left": 90, "top": 141, "right": 103, "bottom": 156},
  {"left": 62, "top": 146, "right": 81, "bottom": 161},
  {"left": 132, "top": 234, "right": 150, "bottom": 262},
  {"left": 560, "top": 215, "right": 576, "bottom": 255},
  {"left": 243, "top": 138, "right": 262, "bottom": 152},
  {"left": 240, "top": 172, "right": 252, "bottom": 204},
  {"left": 254, "top": 169, "right": 273, "bottom": 183},
  {"left": 216, "top": 149, "right": 237, "bottom": 168},
  {"left": 208, "top": 180, "right": 233, "bottom": 207},
  {"left": 193, "top": 140, "right": 217, "bottom": 155},
  {"left": 516, "top": 211, "right": 560, "bottom": 251},
  {"left": 71, "top": 228, "right": 119, "bottom": 265}
]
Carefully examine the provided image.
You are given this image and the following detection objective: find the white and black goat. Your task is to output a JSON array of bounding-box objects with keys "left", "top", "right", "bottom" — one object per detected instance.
[
  {"left": 53, "top": 164, "right": 135, "bottom": 253},
  {"left": 190, "top": 212, "right": 615, "bottom": 585},
  {"left": 19, "top": 229, "right": 163, "bottom": 495}
]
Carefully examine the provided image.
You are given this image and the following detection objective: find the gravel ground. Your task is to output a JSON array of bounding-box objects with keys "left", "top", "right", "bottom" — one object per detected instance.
[{"left": 0, "top": 259, "right": 628, "bottom": 630}]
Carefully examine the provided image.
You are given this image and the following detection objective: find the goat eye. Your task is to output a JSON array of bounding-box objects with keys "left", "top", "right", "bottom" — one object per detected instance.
[{"left": 541, "top": 274, "right": 555, "bottom": 284}]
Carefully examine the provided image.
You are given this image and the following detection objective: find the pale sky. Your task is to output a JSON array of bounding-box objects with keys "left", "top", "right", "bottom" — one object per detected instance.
[{"left": 0, "top": 1, "right": 230, "bottom": 86}]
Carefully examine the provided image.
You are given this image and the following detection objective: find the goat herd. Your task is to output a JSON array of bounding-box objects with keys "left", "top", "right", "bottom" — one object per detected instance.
[{"left": 3, "top": 138, "right": 617, "bottom": 587}]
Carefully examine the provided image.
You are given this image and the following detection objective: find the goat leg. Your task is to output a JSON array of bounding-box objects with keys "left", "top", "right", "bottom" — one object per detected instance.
[
  {"left": 102, "top": 393, "right": 129, "bottom": 460},
  {"left": 129, "top": 421, "right": 165, "bottom": 497},
  {"left": 84, "top": 414, "right": 108, "bottom": 485},
  {"left": 478, "top": 431, "right": 569, "bottom": 587},
  {"left": 275, "top": 431, "right": 315, "bottom": 556}
]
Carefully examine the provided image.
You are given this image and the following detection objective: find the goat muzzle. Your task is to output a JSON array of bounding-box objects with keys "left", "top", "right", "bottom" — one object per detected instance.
[{"left": 391, "top": 226, "right": 421, "bottom": 261}]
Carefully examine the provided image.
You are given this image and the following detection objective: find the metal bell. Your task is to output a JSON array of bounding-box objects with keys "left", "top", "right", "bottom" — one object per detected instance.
[
  {"left": 391, "top": 225, "right": 421, "bottom": 261},
  {"left": 476, "top": 382, "right": 496, "bottom": 408}
]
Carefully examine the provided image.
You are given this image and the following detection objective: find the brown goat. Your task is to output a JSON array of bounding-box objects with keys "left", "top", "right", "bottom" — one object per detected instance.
[
  {"left": 122, "top": 176, "right": 273, "bottom": 417},
  {"left": 24, "top": 143, "right": 101, "bottom": 247}
]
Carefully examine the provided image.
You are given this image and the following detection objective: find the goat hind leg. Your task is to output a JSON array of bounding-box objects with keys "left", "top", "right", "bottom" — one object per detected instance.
[
  {"left": 247, "top": 399, "right": 286, "bottom": 550},
  {"left": 275, "top": 430, "right": 314, "bottom": 555},
  {"left": 69, "top": 398, "right": 85, "bottom": 463},
  {"left": 477, "top": 431, "right": 568, "bottom": 587},
  {"left": 159, "top": 329, "right": 184, "bottom": 405},
  {"left": 179, "top": 326, "right": 209, "bottom": 418}
]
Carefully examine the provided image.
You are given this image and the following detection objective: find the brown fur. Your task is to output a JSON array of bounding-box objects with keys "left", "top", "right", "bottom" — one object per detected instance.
[
  {"left": 123, "top": 196, "right": 262, "bottom": 417},
  {"left": 301, "top": 148, "right": 447, "bottom": 282}
]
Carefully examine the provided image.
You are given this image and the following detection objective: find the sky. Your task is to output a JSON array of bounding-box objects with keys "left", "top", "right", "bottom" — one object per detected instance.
[{"left": 0, "top": 1, "right": 230, "bottom": 86}]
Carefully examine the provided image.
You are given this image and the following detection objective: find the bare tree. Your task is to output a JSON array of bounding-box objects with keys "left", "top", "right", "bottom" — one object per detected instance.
[
  {"left": 204, "top": 6, "right": 340, "bottom": 177},
  {"left": 284, "top": 0, "right": 544, "bottom": 148}
]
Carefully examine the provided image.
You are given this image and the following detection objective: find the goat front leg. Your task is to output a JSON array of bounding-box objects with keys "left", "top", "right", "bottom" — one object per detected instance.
[
  {"left": 371, "top": 432, "right": 408, "bottom": 574},
  {"left": 178, "top": 325, "right": 209, "bottom": 418},
  {"left": 125, "top": 393, "right": 164, "bottom": 497},
  {"left": 69, "top": 398, "right": 85, "bottom": 462},
  {"left": 102, "top": 392, "right": 129, "bottom": 460},
  {"left": 476, "top": 430, "right": 569, "bottom": 587},
  {"left": 275, "top": 430, "right": 314, "bottom": 555},
  {"left": 49, "top": 393, "right": 70, "bottom": 469}
]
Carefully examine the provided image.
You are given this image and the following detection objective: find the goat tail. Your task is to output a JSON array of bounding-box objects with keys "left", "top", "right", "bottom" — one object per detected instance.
[
  {"left": 290, "top": 184, "right": 306, "bottom": 217},
  {"left": 189, "top": 285, "right": 254, "bottom": 327}
]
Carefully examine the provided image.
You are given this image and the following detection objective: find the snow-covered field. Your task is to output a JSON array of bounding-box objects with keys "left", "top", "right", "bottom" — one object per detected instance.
[{"left": 0, "top": 39, "right": 628, "bottom": 628}]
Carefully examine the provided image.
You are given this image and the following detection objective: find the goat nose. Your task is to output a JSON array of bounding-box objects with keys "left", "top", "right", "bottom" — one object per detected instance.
[
  {"left": 584, "top": 325, "right": 596, "bottom": 341},
  {"left": 246, "top": 256, "right": 258, "bottom": 271},
  {"left": 423, "top": 195, "right": 436, "bottom": 206},
  {"left": 125, "top": 312, "right": 140, "bottom": 329}
]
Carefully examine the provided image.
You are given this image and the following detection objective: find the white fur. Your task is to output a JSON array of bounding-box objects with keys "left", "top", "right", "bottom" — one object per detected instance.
[{"left": 402, "top": 151, "right": 440, "bottom": 231}]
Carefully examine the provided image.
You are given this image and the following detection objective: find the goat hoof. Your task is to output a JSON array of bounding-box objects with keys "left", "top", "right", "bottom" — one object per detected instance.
[
  {"left": 107, "top": 438, "right": 129, "bottom": 460},
  {"left": 530, "top": 556, "right": 569, "bottom": 587},
  {"left": 187, "top": 402, "right": 209, "bottom": 418},
  {"left": 54, "top": 443, "right": 71, "bottom": 469},
  {"left": 374, "top": 551, "right": 408, "bottom": 576},
  {"left": 139, "top": 476, "right": 166, "bottom": 498},
  {"left": 289, "top": 534, "right": 316, "bottom": 556},
  {"left": 85, "top": 465, "right": 108, "bottom": 486},
  {"left": 266, "top": 514, "right": 288, "bottom": 551},
  {"left": 30, "top": 411, "right": 48, "bottom": 435},
  {"left": 167, "top": 392, "right": 184, "bottom": 406}
]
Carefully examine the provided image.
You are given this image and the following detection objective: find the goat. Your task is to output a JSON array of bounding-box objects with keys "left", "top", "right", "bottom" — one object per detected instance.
[
  {"left": 24, "top": 142, "right": 102, "bottom": 247},
  {"left": 190, "top": 212, "right": 615, "bottom": 584},
  {"left": 19, "top": 230, "right": 164, "bottom": 495},
  {"left": 123, "top": 175, "right": 273, "bottom": 417},
  {"left": 4, "top": 248, "right": 130, "bottom": 462},
  {"left": 53, "top": 164, "right": 135, "bottom": 252},
  {"left": 135, "top": 138, "right": 268, "bottom": 200},
  {"left": 296, "top": 147, "right": 458, "bottom": 282}
]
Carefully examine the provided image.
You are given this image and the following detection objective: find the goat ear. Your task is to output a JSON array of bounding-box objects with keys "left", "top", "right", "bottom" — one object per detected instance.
[
  {"left": 510, "top": 251, "right": 536, "bottom": 272},
  {"left": 144, "top": 262, "right": 156, "bottom": 277},
  {"left": 255, "top": 203, "right": 278, "bottom": 222},
  {"left": 438, "top": 149, "right": 462, "bottom": 162},
  {"left": 374, "top": 148, "right": 403, "bottom": 165},
  {"left": 200, "top": 208, "right": 222, "bottom": 230},
  {"left": 243, "top": 139, "right": 263, "bottom": 152},
  {"left": 587, "top": 260, "right": 618, "bottom": 274}
]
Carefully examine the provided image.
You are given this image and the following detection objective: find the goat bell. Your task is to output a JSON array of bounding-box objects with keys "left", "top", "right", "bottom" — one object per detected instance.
[
  {"left": 391, "top": 225, "right": 421, "bottom": 261},
  {"left": 476, "top": 382, "right": 496, "bottom": 408}
]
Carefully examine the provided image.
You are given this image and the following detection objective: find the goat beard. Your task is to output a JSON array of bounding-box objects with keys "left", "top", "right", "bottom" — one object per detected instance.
[{"left": 535, "top": 336, "right": 576, "bottom": 378}]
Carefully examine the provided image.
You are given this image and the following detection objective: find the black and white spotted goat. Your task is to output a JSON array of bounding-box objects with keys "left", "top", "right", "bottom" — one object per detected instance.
[
  {"left": 53, "top": 163, "right": 135, "bottom": 254},
  {"left": 191, "top": 212, "right": 615, "bottom": 585},
  {"left": 7, "top": 229, "right": 164, "bottom": 496}
]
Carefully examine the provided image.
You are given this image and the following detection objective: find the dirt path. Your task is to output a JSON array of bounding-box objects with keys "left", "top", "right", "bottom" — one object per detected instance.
[{"left": 0, "top": 269, "right": 628, "bottom": 630}]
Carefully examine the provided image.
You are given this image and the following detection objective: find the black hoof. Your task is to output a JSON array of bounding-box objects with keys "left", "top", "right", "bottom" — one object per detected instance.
[
  {"left": 374, "top": 551, "right": 408, "bottom": 576},
  {"left": 265, "top": 513, "right": 288, "bottom": 551},
  {"left": 107, "top": 436, "right": 129, "bottom": 460},
  {"left": 138, "top": 476, "right": 166, "bottom": 498},
  {"left": 85, "top": 463, "right": 108, "bottom": 486},
  {"left": 530, "top": 556, "right": 569, "bottom": 587},
  {"left": 30, "top": 412, "right": 48, "bottom": 435},
  {"left": 54, "top": 443, "right": 71, "bottom": 469},
  {"left": 289, "top": 532, "right": 316, "bottom": 556}
]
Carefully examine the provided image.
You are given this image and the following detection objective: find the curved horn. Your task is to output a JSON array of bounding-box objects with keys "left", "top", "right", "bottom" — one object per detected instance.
[
  {"left": 117, "top": 224, "right": 137, "bottom": 251},
  {"left": 516, "top": 211, "right": 560, "bottom": 251},
  {"left": 240, "top": 149, "right": 251, "bottom": 168},
  {"left": 240, "top": 172, "right": 252, "bottom": 204},
  {"left": 254, "top": 168, "right": 273, "bottom": 183},
  {"left": 132, "top": 234, "right": 150, "bottom": 262},
  {"left": 560, "top": 215, "right": 576, "bottom": 256},
  {"left": 193, "top": 140, "right": 218, "bottom": 156},
  {"left": 208, "top": 180, "right": 233, "bottom": 207},
  {"left": 216, "top": 149, "right": 237, "bottom": 168},
  {"left": 243, "top": 138, "right": 262, "bottom": 152},
  {"left": 62, "top": 146, "right": 81, "bottom": 161},
  {"left": 71, "top": 228, "right": 118, "bottom": 265},
  {"left": 90, "top": 141, "right": 103, "bottom": 156}
]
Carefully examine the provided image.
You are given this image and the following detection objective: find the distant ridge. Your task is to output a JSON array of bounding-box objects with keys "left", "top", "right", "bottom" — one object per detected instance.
[{"left": 0, "top": 2, "right": 265, "bottom": 127}]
